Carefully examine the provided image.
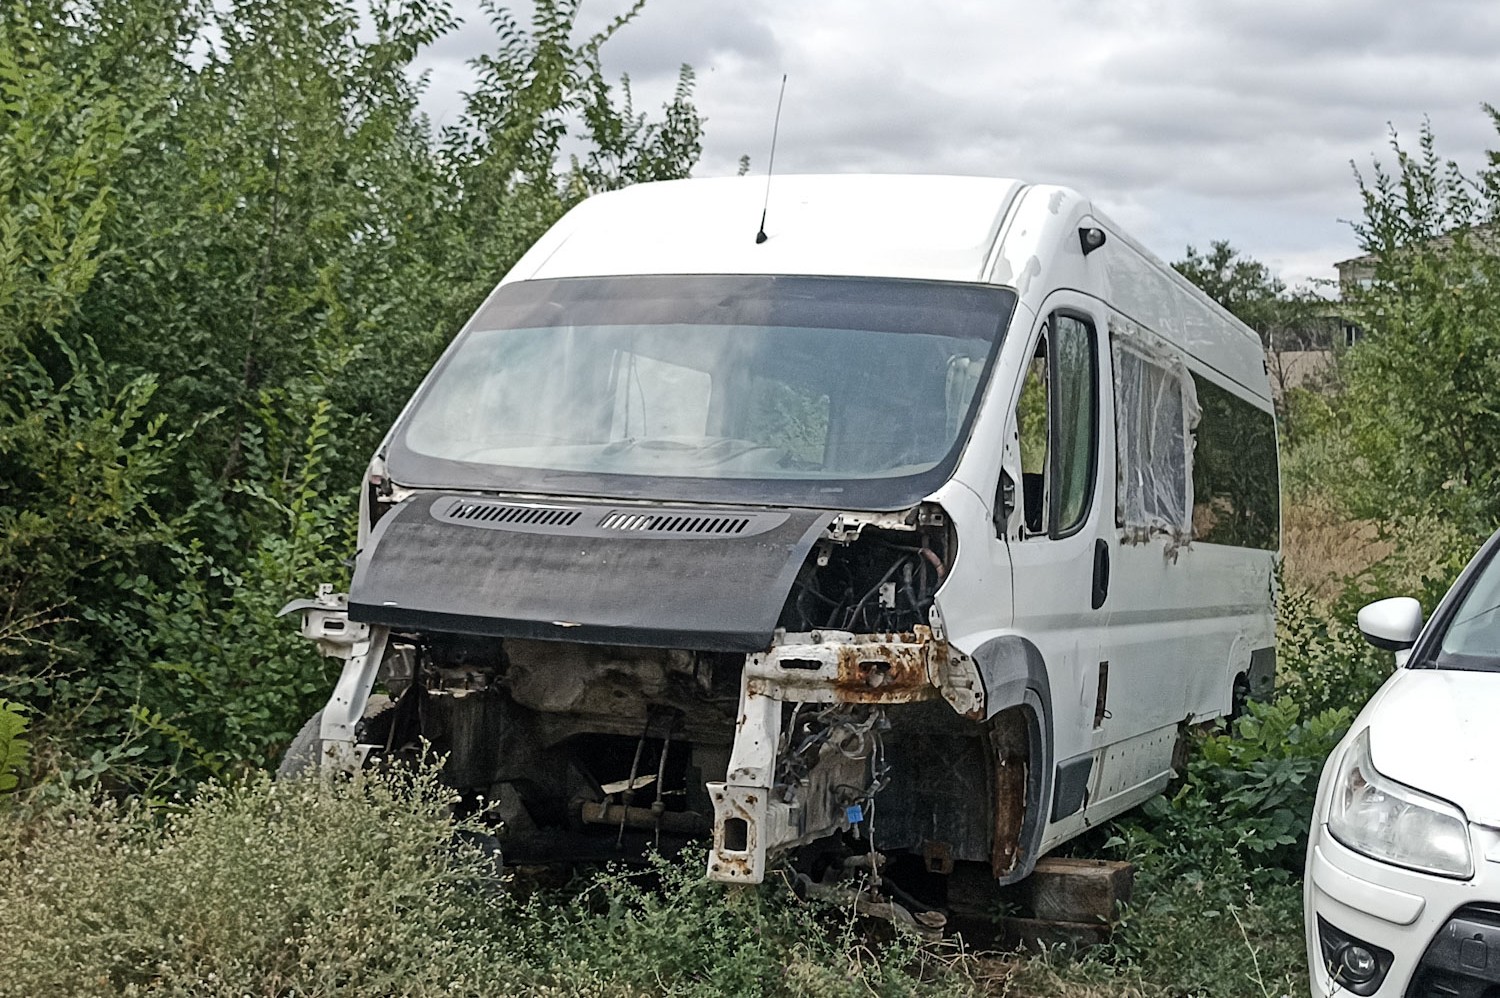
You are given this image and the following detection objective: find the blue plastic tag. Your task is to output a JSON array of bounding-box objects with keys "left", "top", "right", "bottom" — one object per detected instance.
[{"left": 845, "top": 804, "right": 864, "bottom": 824}]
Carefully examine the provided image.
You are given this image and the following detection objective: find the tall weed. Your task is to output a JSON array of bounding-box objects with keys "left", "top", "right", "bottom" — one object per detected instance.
[
  {"left": 1120, "top": 698, "right": 1349, "bottom": 887},
  {"left": 0, "top": 763, "right": 974, "bottom": 998}
]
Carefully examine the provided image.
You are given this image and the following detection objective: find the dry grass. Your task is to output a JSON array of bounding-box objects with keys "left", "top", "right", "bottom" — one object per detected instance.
[
  {"left": 966, "top": 956, "right": 1154, "bottom": 997},
  {"left": 1281, "top": 498, "right": 1393, "bottom": 601}
]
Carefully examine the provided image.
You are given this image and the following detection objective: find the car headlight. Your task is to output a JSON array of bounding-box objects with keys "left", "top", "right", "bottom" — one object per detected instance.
[{"left": 1327, "top": 727, "right": 1473, "bottom": 879}]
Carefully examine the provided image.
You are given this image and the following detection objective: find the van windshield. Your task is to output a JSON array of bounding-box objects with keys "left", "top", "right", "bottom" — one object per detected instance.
[{"left": 387, "top": 275, "right": 1016, "bottom": 510}]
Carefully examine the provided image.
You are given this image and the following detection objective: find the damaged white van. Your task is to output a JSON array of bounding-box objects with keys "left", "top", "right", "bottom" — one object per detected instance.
[{"left": 282, "top": 175, "right": 1279, "bottom": 893}]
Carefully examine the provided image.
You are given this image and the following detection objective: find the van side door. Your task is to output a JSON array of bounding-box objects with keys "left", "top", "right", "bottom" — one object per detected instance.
[{"left": 998, "top": 294, "right": 1112, "bottom": 826}]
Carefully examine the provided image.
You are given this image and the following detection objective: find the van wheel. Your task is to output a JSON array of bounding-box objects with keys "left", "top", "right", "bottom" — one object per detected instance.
[
  {"left": 1228, "top": 674, "right": 1251, "bottom": 724},
  {"left": 275, "top": 695, "right": 392, "bottom": 779},
  {"left": 453, "top": 828, "right": 507, "bottom": 891}
]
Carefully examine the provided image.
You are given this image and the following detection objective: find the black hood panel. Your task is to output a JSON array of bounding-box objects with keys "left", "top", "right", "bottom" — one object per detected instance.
[{"left": 348, "top": 494, "right": 833, "bottom": 652}]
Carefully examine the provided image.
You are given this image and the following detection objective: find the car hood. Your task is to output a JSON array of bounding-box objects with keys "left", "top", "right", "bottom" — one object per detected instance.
[{"left": 1367, "top": 667, "right": 1500, "bottom": 827}]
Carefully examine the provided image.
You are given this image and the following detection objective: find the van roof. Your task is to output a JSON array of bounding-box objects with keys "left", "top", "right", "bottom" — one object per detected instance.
[
  {"left": 507, "top": 174, "right": 1026, "bottom": 284},
  {"left": 500, "top": 174, "right": 1271, "bottom": 402}
]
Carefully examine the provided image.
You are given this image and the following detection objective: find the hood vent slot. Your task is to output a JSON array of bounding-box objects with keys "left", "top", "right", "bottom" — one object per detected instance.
[
  {"left": 445, "top": 500, "right": 581, "bottom": 528},
  {"left": 599, "top": 511, "right": 752, "bottom": 536},
  {"left": 429, "top": 495, "right": 788, "bottom": 538}
]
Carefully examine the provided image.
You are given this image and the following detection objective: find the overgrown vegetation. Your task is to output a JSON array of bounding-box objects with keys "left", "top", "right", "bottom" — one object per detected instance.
[
  {"left": 0, "top": 700, "right": 28, "bottom": 795},
  {"left": 0, "top": 0, "right": 701, "bottom": 790},
  {"left": 0, "top": 765, "right": 976, "bottom": 998},
  {"left": 7, "top": 0, "right": 1500, "bottom": 992}
]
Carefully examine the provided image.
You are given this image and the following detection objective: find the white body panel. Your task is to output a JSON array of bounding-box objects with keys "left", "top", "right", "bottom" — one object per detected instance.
[{"left": 1364, "top": 669, "right": 1500, "bottom": 827}]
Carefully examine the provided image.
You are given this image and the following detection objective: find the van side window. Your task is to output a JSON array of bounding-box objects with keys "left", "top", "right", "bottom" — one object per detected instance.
[
  {"left": 1015, "top": 335, "right": 1049, "bottom": 535},
  {"left": 1191, "top": 374, "right": 1279, "bottom": 549},
  {"left": 1113, "top": 341, "right": 1197, "bottom": 537},
  {"left": 1050, "top": 315, "right": 1098, "bottom": 536}
]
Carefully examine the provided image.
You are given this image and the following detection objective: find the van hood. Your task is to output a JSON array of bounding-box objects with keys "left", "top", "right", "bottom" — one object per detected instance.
[
  {"left": 348, "top": 492, "right": 832, "bottom": 653},
  {"left": 1366, "top": 668, "right": 1500, "bottom": 827}
]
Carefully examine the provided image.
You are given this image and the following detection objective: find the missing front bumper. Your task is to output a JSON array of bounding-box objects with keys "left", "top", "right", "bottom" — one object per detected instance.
[{"left": 706, "top": 627, "right": 961, "bottom": 884}]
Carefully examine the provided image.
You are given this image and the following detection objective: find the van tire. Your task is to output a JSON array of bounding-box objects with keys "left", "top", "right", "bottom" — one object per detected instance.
[
  {"left": 276, "top": 710, "right": 325, "bottom": 779},
  {"left": 275, "top": 695, "right": 392, "bottom": 779},
  {"left": 1228, "top": 674, "right": 1251, "bottom": 724}
]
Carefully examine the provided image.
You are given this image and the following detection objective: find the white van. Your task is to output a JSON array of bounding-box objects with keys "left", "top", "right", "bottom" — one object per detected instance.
[{"left": 284, "top": 175, "right": 1279, "bottom": 892}]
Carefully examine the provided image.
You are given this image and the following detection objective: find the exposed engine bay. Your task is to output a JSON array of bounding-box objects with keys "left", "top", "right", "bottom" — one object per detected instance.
[{"left": 287, "top": 496, "right": 1035, "bottom": 898}]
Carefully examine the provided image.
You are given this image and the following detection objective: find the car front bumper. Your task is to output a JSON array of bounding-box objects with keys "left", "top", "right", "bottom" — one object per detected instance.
[{"left": 1306, "top": 820, "right": 1500, "bottom": 996}]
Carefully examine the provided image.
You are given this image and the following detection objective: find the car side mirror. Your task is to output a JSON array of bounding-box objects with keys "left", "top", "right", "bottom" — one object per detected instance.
[{"left": 1357, "top": 597, "right": 1424, "bottom": 653}]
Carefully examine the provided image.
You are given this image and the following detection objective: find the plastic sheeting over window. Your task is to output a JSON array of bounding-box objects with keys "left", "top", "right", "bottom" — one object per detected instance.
[{"left": 1112, "top": 322, "right": 1200, "bottom": 544}]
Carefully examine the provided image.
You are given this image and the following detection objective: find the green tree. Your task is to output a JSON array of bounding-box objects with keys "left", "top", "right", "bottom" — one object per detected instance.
[
  {"left": 1341, "top": 117, "right": 1500, "bottom": 533},
  {"left": 2, "top": 0, "right": 703, "bottom": 786}
]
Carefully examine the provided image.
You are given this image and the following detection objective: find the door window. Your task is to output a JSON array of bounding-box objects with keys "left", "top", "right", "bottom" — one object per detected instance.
[
  {"left": 1050, "top": 315, "right": 1098, "bottom": 536},
  {"left": 1015, "top": 338, "right": 1049, "bottom": 535},
  {"left": 1011, "top": 312, "right": 1099, "bottom": 539}
]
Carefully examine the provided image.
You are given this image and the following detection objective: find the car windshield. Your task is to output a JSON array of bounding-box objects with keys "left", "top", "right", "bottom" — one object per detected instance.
[
  {"left": 1430, "top": 544, "right": 1500, "bottom": 671},
  {"left": 387, "top": 275, "right": 1016, "bottom": 509}
]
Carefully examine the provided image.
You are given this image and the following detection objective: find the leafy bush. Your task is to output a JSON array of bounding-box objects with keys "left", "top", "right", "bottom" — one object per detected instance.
[
  {"left": 0, "top": 763, "right": 974, "bottom": 998},
  {"left": 1274, "top": 583, "right": 1388, "bottom": 719},
  {"left": 1122, "top": 698, "right": 1350, "bottom": 887},
  {"left": 0, "top": 6, "right": 179, "bottom": 671},
  {"left": 1335, "top": 117, "right": 1500, "bottom": 537},
  {"left": 0, "top": 700, "right": 28, "bottom": 795}
]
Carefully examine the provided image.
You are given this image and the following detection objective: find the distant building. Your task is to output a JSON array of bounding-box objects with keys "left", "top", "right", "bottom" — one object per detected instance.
[
  {"left": 1334, "top": 254, "right": 1376, "bottom": 291},
  {"left": 1333, "top": 252, "right": 1374, "bottom": 347},
  {"left": 1336, "top": 226, "right": 1498, "bottom": 347}
]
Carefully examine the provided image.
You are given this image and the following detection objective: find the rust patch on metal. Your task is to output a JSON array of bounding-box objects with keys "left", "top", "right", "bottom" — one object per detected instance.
[
  {"left": 829, "top": 632, "right": 944, "bottom": 704},
  {"left": 711, "top": 854, "right": 753, "bottom": 880},
  {"left": 989, "top": 711, "right": 1029, "bottom": 879},
  {"left": 746, "top": 628, "right": 947, "bottom": 704}
]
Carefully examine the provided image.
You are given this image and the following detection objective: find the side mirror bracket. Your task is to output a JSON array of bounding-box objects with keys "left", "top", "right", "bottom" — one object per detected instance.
[{"left": 994, "top": 470, "right": 1015, "bottom": 537}]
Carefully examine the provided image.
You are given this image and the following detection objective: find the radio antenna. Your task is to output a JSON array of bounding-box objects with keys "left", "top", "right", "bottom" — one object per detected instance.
[{"left": 755, "top": 74, "right": 787, "bottom": 245}]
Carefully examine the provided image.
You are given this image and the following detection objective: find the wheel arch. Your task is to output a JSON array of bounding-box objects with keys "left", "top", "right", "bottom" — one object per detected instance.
[{"left": 970, "top": 634, "right": 1054, "bottom": 884}]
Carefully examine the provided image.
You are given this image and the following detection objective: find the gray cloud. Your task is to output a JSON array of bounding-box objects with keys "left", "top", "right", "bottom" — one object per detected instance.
[
  {"left": 412, "top": 0, "right": 1500, "bottom": 282},
  {"left": 589, "top": 3, "right": 778, "bottom": 72}
]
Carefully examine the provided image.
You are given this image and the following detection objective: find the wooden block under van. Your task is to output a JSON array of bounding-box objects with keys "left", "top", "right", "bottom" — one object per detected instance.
[{"left": 1016, "top": 856, "right": 1134, "bottom": 924}]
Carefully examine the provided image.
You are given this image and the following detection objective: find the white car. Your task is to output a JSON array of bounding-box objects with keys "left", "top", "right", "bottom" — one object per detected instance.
[{"left": 1306, "top": 533, "right": 1500, "bottom": 997}]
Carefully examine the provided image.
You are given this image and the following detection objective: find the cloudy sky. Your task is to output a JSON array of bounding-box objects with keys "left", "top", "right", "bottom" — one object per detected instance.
[{"left": 413, "top": 0, "right": 1500, "bottom": 285}]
